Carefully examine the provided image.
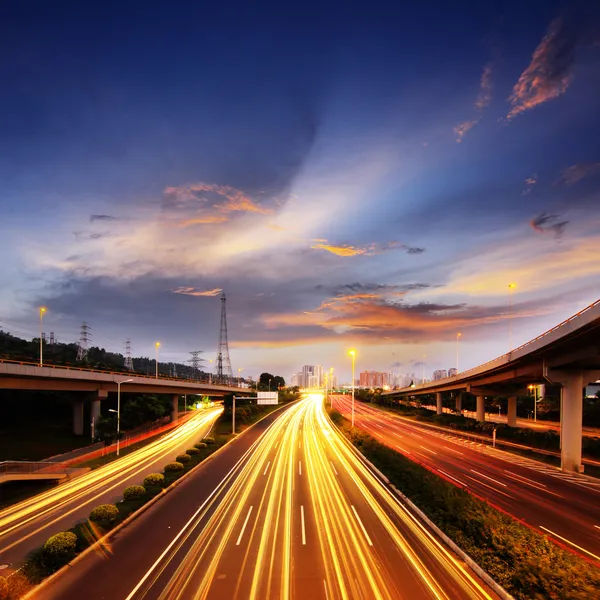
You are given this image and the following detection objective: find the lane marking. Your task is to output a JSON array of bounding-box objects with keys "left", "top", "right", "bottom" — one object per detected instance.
[
  {"left": 464, "top": 475, "right": 514, "bottom": 499},
  {"left": 393, "top": 432, "right": 403, "bottom": 439},
  {"left": 351, "top": 505, "right": 373, "bottom": 546},
  {"left": 419, "top": 446, "right": 437, "bottom": 455},
  {"left": 594, "top": 525, "right": 600, "bottom": 530},
  {"left": 236, "top": 506, "right": 254, "bottom": 546},
  {"left": 540, "top": 526, "right": 600, "bottom": 562},
  {"left": 330, "top": 461, "right": 338, "bottom": 475},
  {"left": 395, "top": 444, "right": 410, "bottom": 454},
  {"left": 470, "top": 469, "right": 507, "bottom": 487},
  {"left": 443, "top": 446, "right": 464, "bottom": 455},
  {"left": 263, "top": 461, "right": 271, "bottom": 476},
  {"left": 301, "top": 505, "right": 306, "bottom": 545},
  {"left": 323, "top": 580, "right": 329, "bottom": 600},
  {"left": 503, "top": 469, "right": 546, "bottom": 487},
  {"left": 502, "top": 472, "right": 562, "bottom": 497},
  {"left": 438, "top": 469, "right": 467, "bottom": 487},
  {"left": 299, "top": 461, "right": 302, "bottom": 476}
]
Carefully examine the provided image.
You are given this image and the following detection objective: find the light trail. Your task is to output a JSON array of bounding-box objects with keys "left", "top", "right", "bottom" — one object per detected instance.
[
  {"left": 0, "top": 408, "right": 221, "bottom": 558},
  {"left": 124, "top": 395, "right": 495, "bottom": 600}
]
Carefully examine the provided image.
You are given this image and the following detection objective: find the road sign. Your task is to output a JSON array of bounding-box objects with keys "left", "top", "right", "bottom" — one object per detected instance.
[{"left": 257, "top": 391, "right": 278, "bottom": 405}]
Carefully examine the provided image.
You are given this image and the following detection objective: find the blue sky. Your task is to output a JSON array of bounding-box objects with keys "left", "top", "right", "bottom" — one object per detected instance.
[{"left": 1, "top": 1, "right": 600, "bottom": 382}]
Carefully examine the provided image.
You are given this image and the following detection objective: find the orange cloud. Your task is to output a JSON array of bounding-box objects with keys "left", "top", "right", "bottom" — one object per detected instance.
[
  {"left": 454, "top": 118, "right": 480, "bottom": 143},
  {"left": 474, "top": 63, "right": 493, "bottom": 110},
  {"left": 268, "top": 223, "right": 285, "bottom": 231},
  {"left": 172, "top": 287, "right": 222, "bottom": 297},
  {"left": 179, "top": 216, "right": 229, "bottom": 226},
  {"left": 311, "top": 243, "right": 372, "bottom": 257},
  {"left": 507, "top": 18, "right": 574, "bottom": 120}
]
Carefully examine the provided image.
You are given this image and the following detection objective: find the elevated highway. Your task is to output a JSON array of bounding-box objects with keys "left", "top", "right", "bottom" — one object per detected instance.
[
  {"left": 383, "top": 299, "right": 600, "bottom": 472},
  {"left": 0, "top": 360, "right": 248, "bottom": 435}
]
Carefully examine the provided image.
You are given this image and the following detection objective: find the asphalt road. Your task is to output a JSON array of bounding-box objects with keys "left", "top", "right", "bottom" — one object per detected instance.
[
  {"left": 35, "top": 396, "right": 497, "bottom": 600},
  {"left": 333, "top": 395, "right": 600, "bottom": 563},
  {"left": 0, "top": 407, "right": 221, "bottom": 569}
]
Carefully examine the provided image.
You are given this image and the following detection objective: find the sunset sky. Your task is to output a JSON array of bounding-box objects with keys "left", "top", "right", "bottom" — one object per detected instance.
[{"left": 1, "top": 1, "right": 600, "bottom": 382}]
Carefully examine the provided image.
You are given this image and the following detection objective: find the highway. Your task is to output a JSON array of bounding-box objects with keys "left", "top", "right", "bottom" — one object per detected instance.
[
  {"left": 0, "top": 407, "right": 221, "bottom": 569},
  {"left": 333, "top": 395, "right": 600, "bottom": 563},
  {"left": 36, "top": 395, "right": 497, "bottom": 600}
]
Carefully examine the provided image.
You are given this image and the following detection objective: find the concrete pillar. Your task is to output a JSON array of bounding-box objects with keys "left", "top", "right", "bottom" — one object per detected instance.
[
  {"left": 436, "top": 392, "right": 443, "bottom": 415},
  {"left": 171, "top": 395, "right": 179, "bottom": 422},
  {"left": 455, "top": 392, "right": 463, "bottom": 413},
  {"left": 476, "top": 395, "right": 485, "bottom": 422},
  {"left": 561, "top": 372, "right": 583, "bottom": 473},
  {"left": 73, "top": 398, "right": 84, "bottom": 436},
  {"left": 507, "top": 396, "right": 517, "bottom": 427}
]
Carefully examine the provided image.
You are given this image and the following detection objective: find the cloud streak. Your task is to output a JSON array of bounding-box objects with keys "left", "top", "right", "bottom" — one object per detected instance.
[
  {"left": 454, "top": 62, "right": 493, "bottom": 142},
  {"left": 529, "top": 213, "right": 568, "bottom": 238},
  {"left": 171, "top": 287, "right": 223, "bottom": 297},
  {"left": 557, "top": 162, "right": 600, "bottom": 185},
  {"left": 311, "top": 241, "right": 424, "bottom": 257},
  {"left": 522, "top": 174, "right": 538, "bottom": 195},
  {"left": 507, "top": 18, "right": 576, "bottom": 120}
]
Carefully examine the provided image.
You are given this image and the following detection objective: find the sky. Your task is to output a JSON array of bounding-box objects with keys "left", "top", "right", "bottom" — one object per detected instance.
[{"left": 1, "top": 0, "right": 600, "bottom": 383}]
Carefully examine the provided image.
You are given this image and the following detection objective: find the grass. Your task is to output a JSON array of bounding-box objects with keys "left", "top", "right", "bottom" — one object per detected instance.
[{"left": 329, "top": 407, "right": 600, "bottom": 600}]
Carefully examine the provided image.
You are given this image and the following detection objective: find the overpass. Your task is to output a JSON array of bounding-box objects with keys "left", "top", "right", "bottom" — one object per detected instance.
[
  {"left": 0, "top": 360, "right": 249, "bottom": 436},
  {"left": 383, "top": 299, "right": 600, "bottom": 472}
]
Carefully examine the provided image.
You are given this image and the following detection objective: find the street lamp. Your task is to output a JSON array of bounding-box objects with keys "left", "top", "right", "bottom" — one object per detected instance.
[
  {"left": 349, "top": 350, "right": 356, "bottom": 427},
  {"left": 508, "top": 283, "right": 516, "bottom": 352},
  {"left": 39, "top": 307, "right": 47, "bottom": 367},
  {"left": 155, "top": 342, "right": 160, "bottom": 379},
  {"left": 529, "top": 384, "right": 537, "bottom": 422},
  {"left": 456, "top": 333, "right": 461, "bottom": 373},
  {"left": 329, "top": 367, "right": 334, "bottom": 406},
  {"left": 110, "top": 378, "right": 133, "bottom": 456},
  {"left": 208, "top": 359, "right": 213, "bottom": 385},
  {"left": 268, "top": 378, "right": 272, "bottom": 392}
]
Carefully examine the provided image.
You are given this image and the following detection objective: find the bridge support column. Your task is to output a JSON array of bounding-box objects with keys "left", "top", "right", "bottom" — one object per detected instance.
[
  {"left": 476, "top": 395, "right": 485, "bottom": 422},
  {"left": 507, "top": 396, "right": 517, "bottom": 427},
  {"left": 561, "top": 372, "right": 584, "bottom": 473},
  {"left": 455, "top": 392, "right": 463, "bottom": 413},
  {"left": 435, "top": 392, "right": 443, "bottom": 415},
  {"left": 171, "top": 395, "right": 179, "bottom": 422},
  {"left": 73, "top": 399, "right": 84, "bottom": 436}
]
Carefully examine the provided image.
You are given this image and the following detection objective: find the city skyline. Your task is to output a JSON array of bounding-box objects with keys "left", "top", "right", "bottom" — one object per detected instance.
[{"left": 1, "top": 2, "right": 600, "bottom": 381}]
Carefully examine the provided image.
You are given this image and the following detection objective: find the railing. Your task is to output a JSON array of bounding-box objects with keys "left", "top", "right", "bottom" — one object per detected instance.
[
  {"left": 393, "top": 297, "right": 600, "bottom": 392},
  {"left": 0, "top": 357, "right": 242, "bottom": 388},
  {"left": 0, "top": 460, "right": 76, "bottom": 477}
]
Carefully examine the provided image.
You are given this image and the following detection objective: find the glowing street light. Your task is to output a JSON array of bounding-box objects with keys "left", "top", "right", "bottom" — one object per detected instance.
[
  {"left": 329, "top": 367, "right": 334, "bottom": 407},
  {"left": 39, "top": 307, "right": 47, "bottom": 367},
  {"left": 208, "top": 359, "right": 213, "bottom": 385},
  {"left": 109, "top": 378, "right": 133, "bottom": 456},
  {"left": 508, "top": 283, "right": 516, "bottom": 352},
  {"left": 155, "top": 342, "right": 160, "bottom": 379},
  {"left": 456, "top": 333, "right": 462, "bottom": 373},
  {"left": 349, "top": 350, "right": 356, "bottom": 427},
  {"left": 238, "top": 367, "right": 244, "bottom": 388}
]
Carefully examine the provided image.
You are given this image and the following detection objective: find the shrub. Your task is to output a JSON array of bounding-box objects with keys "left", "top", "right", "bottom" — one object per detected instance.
[
  {"left": 123, "top": 485, "right": 146, "bottom": 501},
  {"left": 176, "top": 453, "right": 191, "bottom": 463},
  {"left": 186, "top": 447, "right": 200, "bottom": 455},
  {"left": 195, "top": 442, "right": 207, "bottom": 449},
  {"left": 203, "top": 436, "right": 215, "bottom": 444},
  {"left": 0, "top": 576, "right": 8, "bottom": 600},
  {"left": 164, "top": 461, "right": 184, "bottom": 472},
  {"left": 89, "top": 504, "right": 119, "bottom": 524},
  {"left": 42, "top": 531, "right": 78, "bottom": 568},
  {"left": 143, "top": 473, "right": 165, "bottom": 487}
]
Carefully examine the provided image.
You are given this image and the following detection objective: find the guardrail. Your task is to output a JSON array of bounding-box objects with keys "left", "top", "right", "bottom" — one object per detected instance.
[{"left": 0, "top": 460, "right": 77, "bottom": 477}]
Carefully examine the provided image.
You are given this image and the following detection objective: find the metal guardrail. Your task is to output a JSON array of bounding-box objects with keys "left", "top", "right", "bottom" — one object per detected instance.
[
  {"left": 0, "top": 357, "right": 244, "bottom": 388},
  {"left": 0, "top": 460, "right": 76, "bottom": 476}
]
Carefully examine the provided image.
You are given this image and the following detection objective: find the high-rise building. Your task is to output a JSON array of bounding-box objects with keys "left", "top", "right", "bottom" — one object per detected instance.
[
  {"left": 448, "top": 368, "right": 458, "bottom": 377},
  {"left": 433, "top": 369, "right": 448, "bottom": 381}
]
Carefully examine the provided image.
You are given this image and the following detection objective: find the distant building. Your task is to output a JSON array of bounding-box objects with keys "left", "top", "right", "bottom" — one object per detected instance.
[
  {"left": 433, "top": 369, "right": 448, "bottom": 381},
  {"left": 448, "top": 368, "right": 458, "bottom": 377}
]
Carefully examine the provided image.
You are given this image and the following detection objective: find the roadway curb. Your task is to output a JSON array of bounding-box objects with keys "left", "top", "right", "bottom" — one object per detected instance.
[
  {"left": 326, "top": 412, "right": 515, "bottom": 600},
  {"left": 21, "top": 401, "right": 295, "bottom": 599}
]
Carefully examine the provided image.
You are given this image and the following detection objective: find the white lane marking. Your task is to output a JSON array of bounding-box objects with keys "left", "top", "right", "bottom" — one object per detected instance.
[
  {"left": 236, "top": 506, "right": 254, "bottom": 546},
  {"left": 595, "top": 525, "right": 600, "bottom": 530},
  {"left": 540, "top": 526, "right": 600, "bottom": 561},
  {"left": 299, "top": 461, "right": 302, "bottom": 476},
  {"left": 464, "top": 475, "right": 515, "bottom": 499},
  {"left": 301, "top": 505, "right": 306, "bottom": 545},
  {"left": 503, "top": 472, "right": 562, "bottom": 497},
  {"left": 411, "top": 433, "right": 423, "bottom": 439},
  {"left": 393, "top": 432, "right": 403, "bottom": 439},
  {"left": 419, "top": 446, "right": 437, "bottom": 455},
  {"left": 438, "top": 469, "right": 467, "bottom": 487},
  {"left": 351, "top": 505, "right": 373, "bottom": 546},
  {"left": 443, "top": 446, "right": 464, "bottom": 455},
  {"left": 323, "top": 580, "right": 329, "bottom": 600},
  {"left": 330, "top": 461, "right": 338, "bottom": 475},
  {"left": 395, "top": 444, "right": 410, "bottom": 454},
  {"left": 263, "top": 461, "right": 271, "bottom": 476},
  {"left": 470, "top": 469, "right": 507, "bottom": 487}
]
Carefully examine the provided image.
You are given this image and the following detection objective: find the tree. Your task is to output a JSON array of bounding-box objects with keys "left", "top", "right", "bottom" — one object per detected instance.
[
  {"left": 271, "top": 376, "right": 285, "bottom": 389},
  {"left": 259, "top": 373, "right": 274, "bottom": 386}
]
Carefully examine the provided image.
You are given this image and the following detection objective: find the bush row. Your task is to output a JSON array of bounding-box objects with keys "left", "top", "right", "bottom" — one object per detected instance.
[
  {"left": 18, "top": 432, "right": 226, "bottom": 592},
  {"left": 330, "top": 408, "right": 600, "bottom": 599}
]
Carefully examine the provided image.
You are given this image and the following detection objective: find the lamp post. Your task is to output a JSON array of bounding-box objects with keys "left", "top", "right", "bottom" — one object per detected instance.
[
  {"left": 349, "top": 350, "right": 356, "bottom": 427},
  {"left": 110, "top": 378, "right": 133, "bottom": 456},
  {"left": 329, "top": 367, "right": 334, "bottom": 406},
  {"left": 268, "top": 378, "right": 272, "bottom": 392},
  {"left": 529, "top": 384, "right": 537, "bottom": 422},
  {"left": 39, "top": 307, "right": 47, "bottom": 367},
  {"left": 508, "top": 283, "right": 516, "bottom": 352},
  {"left": 155, "top": 342, "right": 160, "bottom": 379},
  {"left": 456, "top": 333, "right": 461, "bottom": 373},
  {"left": 208, "top": 359, "right": 213, "bottom": 384}
]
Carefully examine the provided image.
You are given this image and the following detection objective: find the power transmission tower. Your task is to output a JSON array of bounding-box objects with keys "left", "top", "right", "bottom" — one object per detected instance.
[
  {"left": 188, "top": 351, "right": 204, "bottom": 379},
  {"left": 216, "top": 292, "right": 233, "bottom": 383},
  {"left": 76, "top": 322, "right": 91, "bottom": 362},
  {"left": 124, "top": 339, "right": 134, "bottom": 370}
]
